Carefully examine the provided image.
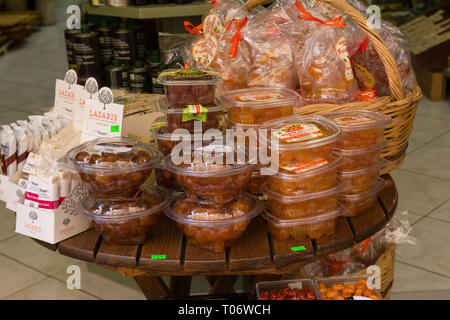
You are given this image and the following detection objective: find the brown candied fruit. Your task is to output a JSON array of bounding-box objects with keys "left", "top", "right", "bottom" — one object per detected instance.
[
  {"left": 267, "top": 216, "right": 337, "bottom": 241},
  {"left": 171, "top": 198, "right": 254, "bottom": 253}
]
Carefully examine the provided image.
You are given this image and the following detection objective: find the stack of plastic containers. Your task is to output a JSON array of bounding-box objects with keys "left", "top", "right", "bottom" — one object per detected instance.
[
  {"left": 218, "top": 87, "right": 300, "bottom": 196},
  {"left": 65, "top": 137, "right": 172, "bottom": 245},
  {"left": 325, "top": 110, "right": 392, "bottom": 217},
  {"left": 158, "top": 69, "right": 264, "bottom": 253},
  {"left": 258, "top": 115, "right": 344, "bottom": 241}
]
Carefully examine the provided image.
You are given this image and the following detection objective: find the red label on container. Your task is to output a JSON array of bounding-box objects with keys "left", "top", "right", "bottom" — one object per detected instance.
[
  {"left": 332, "top": 115, "right": 376, "bottom": 126},
  {"left": 275, "top": 123, "right": 323, "bottom": 143},
  {"left": 281, "top": 159, "right": 329, "bottom": 173}
]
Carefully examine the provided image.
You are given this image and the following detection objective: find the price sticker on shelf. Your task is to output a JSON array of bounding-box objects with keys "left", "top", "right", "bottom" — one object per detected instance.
[
  {"left": 291, "top": 246, "right": 307, "bottom": 252},
  {"left": 151, "top": 255, "right": 167, "bottom": 260}
]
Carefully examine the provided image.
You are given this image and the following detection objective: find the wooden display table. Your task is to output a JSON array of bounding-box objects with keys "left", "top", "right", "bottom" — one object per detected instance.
[{"left": 33, "top": 174, "right": 397, "bottom": 299}]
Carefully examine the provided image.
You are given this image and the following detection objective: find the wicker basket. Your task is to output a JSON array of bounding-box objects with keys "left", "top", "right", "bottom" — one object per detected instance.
[
  {"left": 281, "top": 243, "right": 396, "bottom": 299},
  {"left": 244, "top": 0, "right": 422, "bottom": 173}
]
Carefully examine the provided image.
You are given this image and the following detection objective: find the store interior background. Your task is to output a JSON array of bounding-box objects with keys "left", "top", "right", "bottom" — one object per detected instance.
[{"left": 0, "top": 0, "right": 449, "bottom": 299}]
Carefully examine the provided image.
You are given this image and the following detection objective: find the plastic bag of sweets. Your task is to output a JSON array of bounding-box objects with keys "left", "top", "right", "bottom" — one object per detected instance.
[
  {"left": 10, "top": 123, "right": 29, "bottom": 172},
  {"left": 351, "top": 21, "right": 417, "bottom": 97},
  {"left": 0, "top": 125, "right": 17, "bottom": 177},
  {"left": 289, "top": 2, "right": 360, "bottom": 104},
  {"left": 245, "top": 2, "right": 298, "bottom": 90}
]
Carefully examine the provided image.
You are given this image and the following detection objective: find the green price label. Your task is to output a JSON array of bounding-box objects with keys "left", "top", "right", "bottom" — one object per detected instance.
[
  {"left": 182, "top": 105, "right": 207, "bottom": 123},
  {"left": 291, "top": 246, "right": 306, "bottom": 252},
  {"left": 151, "top": 255, "right": 167, "bottom": 260},
  {"left": 111, "top": 125, "right": 120, "bottom": 133}
]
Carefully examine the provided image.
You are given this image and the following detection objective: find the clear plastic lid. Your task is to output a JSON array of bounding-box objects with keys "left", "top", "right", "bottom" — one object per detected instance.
[
  {"left": 262, "top": 183, "right": 340, "bottom": 204},
  {"left": 80, "top": 184, "right": 172, "bottom": 220},
  {"left": 260, "top": 115, "right": 341, "bottom": 150},
  {"left": 335, "top": 142, "right": 384, "bottom": 156},
  {"left": 225, "top": 118, "right": 264, "bottom": 130},
  {"left": 262, "top": 207, "right": 342, "bottom": 226},
  {"left": 337, "top": 161, "right": 385, "bottom": 179},
  {"left": 338, "top": 178, "right": 385, "bottom": 201},
  {"left": 162, "top": 144, "right": 256, "bottom": 178},
  {"left": 164, "top": 192, "right": 263, "bottom": 227},
  {"left": 218, "top": 87, "right": 300, "bottom": 108},
  {"left": 156, "top": 68, "right": 221, "bottom": 86},
  {"left": 275, "top": 152, "right": 343, "bottom": 179},
  {"left": 63, "top": 137, "right": 162, "bottom": 175},
  {"left": 157, "top": 97, "right": 225, "bottom": 114},
  {"left": 325, "top": 110, "right": 392, "bottom": 131}
]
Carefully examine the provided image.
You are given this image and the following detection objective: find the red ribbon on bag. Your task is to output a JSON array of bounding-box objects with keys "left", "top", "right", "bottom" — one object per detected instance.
[
  {"left": 226, "top": 16, "right": 248, "bottom": 58},
  {"left": 354, "top": 237, "right": 372, "bottom": 254},
  {"left": 358, "top": 37, "right": 369, "bottom": 52},
  {"left": 211, "top": 0, "right": 218, "bottom": 5},
  {"left": 294, "top": 0, "right": 346, "bottom": 27},
  {"left": 184, "top": 21, "right": 203, "bottom": 35}
]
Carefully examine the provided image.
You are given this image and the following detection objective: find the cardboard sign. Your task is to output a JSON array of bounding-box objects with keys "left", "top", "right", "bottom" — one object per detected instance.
[
  {"left": 81, "top": 87, "right": 124, "bottom": 143},
  {"left": 15, "top": 183, "right": 91, "bottom": 244},
  {"left": 54, "top": 70, "right": 84, "bottom": 120}
]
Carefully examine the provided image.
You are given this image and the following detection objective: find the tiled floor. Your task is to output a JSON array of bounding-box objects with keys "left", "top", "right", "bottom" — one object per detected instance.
[{"left": 0, "top": 2, "right": 449, "bottom": 300}]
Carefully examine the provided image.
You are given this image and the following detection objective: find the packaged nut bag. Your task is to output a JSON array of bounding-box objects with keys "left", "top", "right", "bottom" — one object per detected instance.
[
  {"left": 245, "top": 2, "right": 298, "bottom": 90},
  {"left": 29, "top": 115, "right": 50, "bottom": 142},
  {"left": 44, "top": 112, "right": 64, "bottom": 133},
  {"left": 37, "top": 162, "right": 60, "bottom": 212},
  {"left": 0, "top": 125, "right": 17, "bottom": 177},
  {"left": 10, "top": 123, "right": 29, "bottom": 172},
  {"left": 289, "top": 1, "right": 360, "bottom": 104},
  {"left": 17, "top": 120, "right": 37, "bottom": 155},
  {"left": 24, "top": 173, "right": 39, "bottom": 208},
  {"left": 59, "top": 171, "right": 72, "bottom": 204},
  {"left": 351, "top": 21, "right": 417, "bottom": 97}
]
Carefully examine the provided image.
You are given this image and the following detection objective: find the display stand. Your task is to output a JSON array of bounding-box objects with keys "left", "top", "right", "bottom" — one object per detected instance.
[{"left": 32, "top": 174, "right": 397, "bottom": 299}]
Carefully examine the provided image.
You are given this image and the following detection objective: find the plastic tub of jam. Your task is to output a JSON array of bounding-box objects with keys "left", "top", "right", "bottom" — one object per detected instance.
[
  {"left": 339, "top": 178, "right": 385, "bottom": 217},
  {"left": 263, "top": 208, "right": 341, "bottom": 241},
  {"left": 157, "top": 68, "right": 221, "bottom": 107},
  {"left": 325, "top": 110, "right": 391, "bottom": 150},
  {"left": 165, "top": 193, "right": 262, "bottom": 252},
  {"left": 260, "top": 115, "right": 341, "bottom": 169},
  {"left": 155, "top": 126, "right": 224, "bottom": 192},
  {"left": 267, "top": 153, "right": 343, "bottom": 196},
  {"left": 162, "top": 145, "right": 256, "bottom": 206},
  {"left": 248, "top": 168, "right": 267, "bottom": 195},
  {"left": 337, "top": 143, "right": 383, "bottom": 171},
  {"left": 338, "top": 162, "right": 383, "bottom": 195},
  {"left": 226, "top": 118, "right": 263, "bottom": 150},
  {"left": 80, "top": 185, "right": 171, "bottom": 245},
  {"left": 263, "top": 184, "right": 339, "bottom": 219},
  {"left": 316, "top": 276, "right": 383, "bottom": 300},
  {"left": 157, "top": 98, "right": 225, "bottom": 133},
  {"left": 219, "top": 87, "right": 298, "bottom": 125},
  {"left": 64, "top": 137, "right": 161, "bottom": 197},
  {"left": 256, "top": 279, "right": 319, "bottom": 300}
]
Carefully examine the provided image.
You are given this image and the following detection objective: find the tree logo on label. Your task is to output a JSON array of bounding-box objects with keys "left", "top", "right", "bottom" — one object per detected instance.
[
  {"left": 64, "top": 69, "right": 78, "bottom": 89},
  {"left": 16, "top": 189, "right": 23, "bottom": 197},
  {"left": 98, "top": 87, "right": 114, "bottom": 109},
  {"left": 85, "top": 77, "right": 99, "bottom": 99},
  {"left": 63, "top": 218, "right": 71, "bottom": 226},
  {"left": 29, "top": 211, "right": 38, "bottom": 221}
]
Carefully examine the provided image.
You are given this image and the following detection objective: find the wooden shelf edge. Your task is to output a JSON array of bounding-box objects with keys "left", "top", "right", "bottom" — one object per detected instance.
[{"left": 86, "top": 2, "right": 210, "bottom": 19}]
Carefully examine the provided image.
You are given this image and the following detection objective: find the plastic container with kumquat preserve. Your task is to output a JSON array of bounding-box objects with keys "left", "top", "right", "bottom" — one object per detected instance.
[
  {"left": 339, "top": 178, "right": 385, "bottom": 217},
  {"left": 156, "top": 68, "right": 221, "bottom": 108},
  {"left": 316, "top": 276, "right": 383, "bottom": 300},
  {"left": 157, "top": 97, "right": 225, "bottom": 133},
  {"left": 226, "top": 118, "right": 263, "bottom": 150},
  {"left": 248, "top": 168, "right": 267, "bottom": 195},
  {"left": 164, "top": 193, "right": 263, "bottom": 253},
  {"left": 263, "top": 208, "right": 342, "bottom": 242},
  {"left": 337, "top": 143, "right": 384, "bottom": 171},
  {"left": 63, "top": 137, "right": 161, "bottom": 198},
  {"left": 263, "top": 183, "right": 340, "bottom": 220},
  {"left": 260, "top": 115, "right": 341, "bottom": 169},
  {"left": 325, "top": 110, "right": 392, "bottom": 150},
  {"left": 218, "top": 87, "right": 298, "bottom": 125},
  {"left": 155, "top": 125, "right": 225, "bottom": 191},
  {"left": 267, "top": 152, "right": 343, "bottom": 196},
  {"left": 338, "top": 161, "right": 385, "bottom": 195},
  {"left": 162, "top": 144, "right": 256, "bottom": 206},
  {"left": 80, "top": 185, "right": 171, "bottom": 245},
  {"left": 256, "top": 279, "right": 320, "bottom": 300}
]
